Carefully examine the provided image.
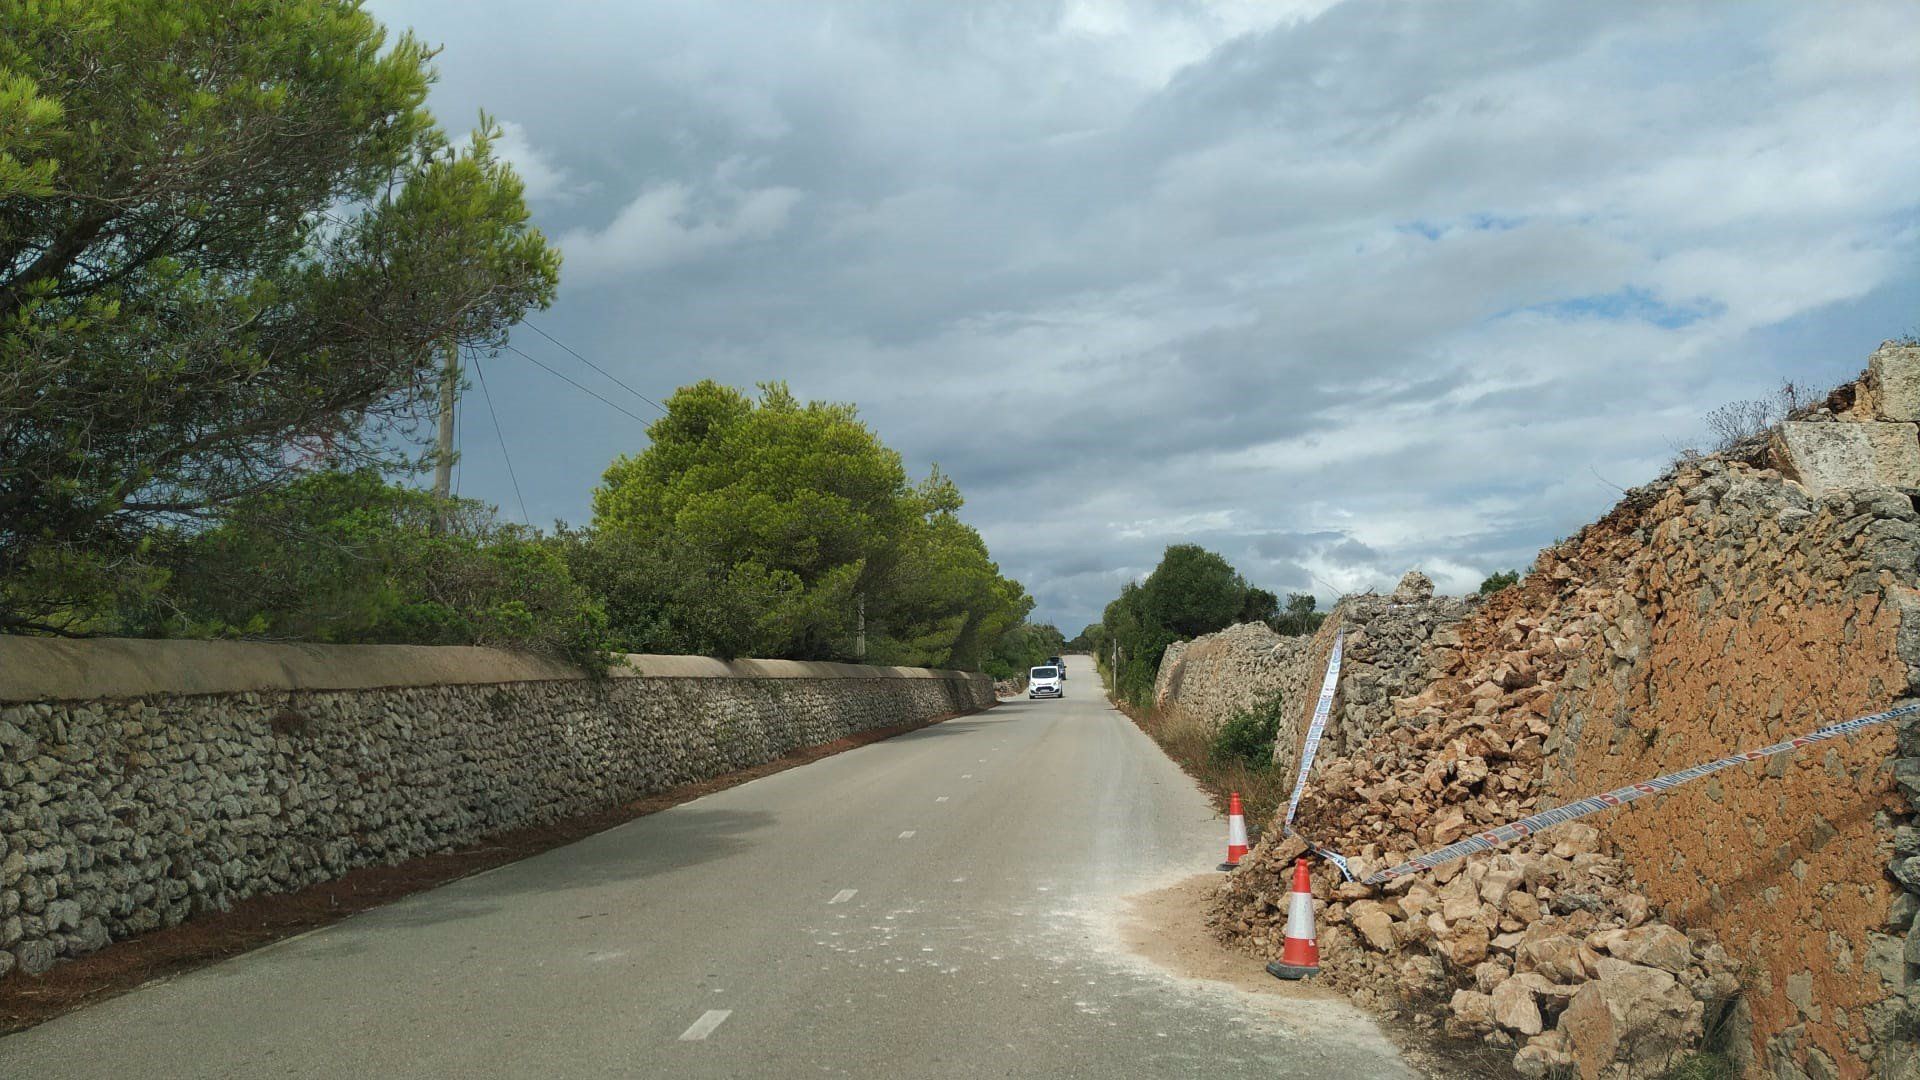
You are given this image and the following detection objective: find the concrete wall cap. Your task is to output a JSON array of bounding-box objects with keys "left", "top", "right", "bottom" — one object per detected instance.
[{"left": 0, "top": 636, "right": 983, "bottom": 703}]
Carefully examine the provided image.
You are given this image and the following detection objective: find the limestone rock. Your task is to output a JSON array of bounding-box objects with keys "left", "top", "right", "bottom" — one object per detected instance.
[
  {"left": 1870, "top": 342, "right": 1920, "bottom": 422},
  {"left": 1352, "top": 910, "right": 1396, "bottom": 952},
  {"left": 1492, "top": 976, "right": 1544, "bottom": 1035},
  {"left": 1448, "top": 988, "right": 1497, "bottom": 1037},
  {"left": 1559, "top": 961, "right": 1703, "bottom": 1079},
  {"left": 1781, "top": 420, "right": 1920, "bottom": 495},
  {"left": 1512, "top": 1030, "right": 1576, "bottom": 1079},
  {"left": 1594, "top": 923, "right": 1692, "bottom": 975},
  {"left": 1392, "top": 571, "right": 1435, "bottom": 603}
]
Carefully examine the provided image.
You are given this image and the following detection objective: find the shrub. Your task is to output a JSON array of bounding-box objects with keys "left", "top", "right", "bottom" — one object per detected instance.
[
  {"left": 1210, "top": 694, "right": 1289, "bottom": 770},
  {"left": 1478, "top": 569, "right": 1520, "bottom": 595},
  {"left": 130, "top": 471, "right": 612, "bottom": 671}
]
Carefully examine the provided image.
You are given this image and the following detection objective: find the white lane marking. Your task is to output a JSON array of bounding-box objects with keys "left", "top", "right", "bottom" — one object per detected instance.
[
  {"left": 898, "top": 830, "right": 916, "bottom": 839},
  {"left": 962, "top": 773, "right": 973, "bottom": 779},
  {"left": 935, "top": 796, "right": 949, "bottom": 803},
  {"left": 678, "top": 1009, "right": 732, "bottom": 1041},
  {"left": 829, "top": 889, "right": 858, "bottom": 904}
]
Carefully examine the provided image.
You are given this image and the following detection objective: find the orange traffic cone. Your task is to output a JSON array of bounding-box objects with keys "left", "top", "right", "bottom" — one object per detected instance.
[
  {"left": 1217, "top": 792, "right": 1249, "bottom": 871},
  {"left": 1265, "top": 858, "right": 1320, "bottom": 980}
]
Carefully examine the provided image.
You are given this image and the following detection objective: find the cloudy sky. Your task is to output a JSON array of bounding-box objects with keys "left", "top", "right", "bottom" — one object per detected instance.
[{"left": 369, "top": 0, "right": 1920, "bottom": 634}]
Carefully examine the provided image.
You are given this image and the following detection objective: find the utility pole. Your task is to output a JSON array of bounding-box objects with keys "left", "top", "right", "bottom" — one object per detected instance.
[
  {"left": 855, "top": 594, "right": 866, "bottom": 661},
  {"left": 432, "top": 339, "right": 458, "bottom": 503}
]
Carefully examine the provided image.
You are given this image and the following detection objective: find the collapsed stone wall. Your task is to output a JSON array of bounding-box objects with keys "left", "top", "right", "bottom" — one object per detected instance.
[
  {"left": 1212, "top": 344, "right": 1920, "bottom": 1079},
  {"left": 0, "top": 639, "right": 993, "bottom": 981}
]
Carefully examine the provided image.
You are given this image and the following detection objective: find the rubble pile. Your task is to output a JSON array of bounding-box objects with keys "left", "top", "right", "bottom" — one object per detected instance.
[
  {"left": 1213, "top": 573, "right": 1736, "bottom": 1077},
  {"left": 1206, "top": 348, "right": 1920, "bottom": 1077}
]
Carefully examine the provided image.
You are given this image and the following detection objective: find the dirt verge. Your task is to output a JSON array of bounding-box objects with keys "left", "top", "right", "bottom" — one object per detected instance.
[{"left": 0, "top": 706, "right": 985, "bottom": 1035}]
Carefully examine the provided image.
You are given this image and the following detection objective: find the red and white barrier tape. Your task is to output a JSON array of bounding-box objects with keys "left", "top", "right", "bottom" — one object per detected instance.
[{"left": 1360, "top": 702, "right": 1920, "bottom": 885}]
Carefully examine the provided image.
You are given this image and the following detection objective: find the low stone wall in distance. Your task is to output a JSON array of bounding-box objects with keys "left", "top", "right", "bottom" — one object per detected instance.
[{"left": 0, "top": 639, "right": 994, "bottom": 979}]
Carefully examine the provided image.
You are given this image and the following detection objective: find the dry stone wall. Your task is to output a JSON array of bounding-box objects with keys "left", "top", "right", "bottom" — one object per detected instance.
[
  {"left": 1150, "top": 573, "right": 1475, "bottom": 774},
  {"left": 1208, "top": 345, "right": 1920, "bottom": 1079},
  {"left": 0, "top": 639, "right": 993, "bottom": 981},
  {"left": 1152, "top": 622, "right": 1310, "bottom": 727}
]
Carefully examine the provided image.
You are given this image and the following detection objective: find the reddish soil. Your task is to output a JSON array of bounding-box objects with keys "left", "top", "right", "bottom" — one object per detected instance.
[{"left": 0, "top": 707, "right": 982, "bottom": 1035}]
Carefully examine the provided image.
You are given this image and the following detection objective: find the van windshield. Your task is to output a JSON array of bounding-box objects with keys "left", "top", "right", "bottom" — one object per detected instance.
[{"left": 1030, "top": 667, "right": 1058, "bottom": 679}]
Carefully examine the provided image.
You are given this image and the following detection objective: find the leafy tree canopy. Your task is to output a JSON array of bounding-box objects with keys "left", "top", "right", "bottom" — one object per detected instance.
[
  {"left": 0, "top": 0, "right": 559, "bottom": 632},
  {"left": 589, "top": 381, "right": 1029, "bottom": 666},
  {"left": 1141, "top": 544, "right": 1252, "bottom": 638}
]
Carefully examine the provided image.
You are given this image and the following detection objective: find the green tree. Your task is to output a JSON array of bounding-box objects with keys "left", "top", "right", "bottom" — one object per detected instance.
[
  {"left": 0, "top": 0, "right": 560, "bottom": 632},
  {"left": 591, "top": 381, "right": 1030, "bottom": 666},
  {"left": 865, "top": 494, "right": 1033, "bottom": 671},
  {"left": 1271, "top": 592, "right": 1325, "bottom": 636},
  {"left": 1142, "top": 544, "right": 1250, "bottom": 637},
  {"left": 593, "top": 381, "right": 912, "bottom": 659},
  {"left": 1238, "top": 586, "right": 1279, "bottom": 625}
]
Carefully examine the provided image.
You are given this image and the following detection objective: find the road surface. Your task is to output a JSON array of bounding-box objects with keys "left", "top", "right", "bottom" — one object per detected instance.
[{"left": 0, "top": 655, "right": 1414, "bottom": 1078}]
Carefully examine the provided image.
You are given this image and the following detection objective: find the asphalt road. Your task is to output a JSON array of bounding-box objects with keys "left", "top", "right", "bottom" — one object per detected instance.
[{"left": 0, "top": 655, "right": 1414, "bottom": 1079}]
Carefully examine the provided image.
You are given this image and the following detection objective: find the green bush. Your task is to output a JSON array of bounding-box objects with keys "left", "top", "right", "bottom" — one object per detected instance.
[
  {"left": 129, "top": 471, "right": 612, "bottom": 671},
  {"left": 1210, "top": 694, "right": 1289, "bottom": 770},
  {"left": 1478, "top": 569, "right": 1521, "bottom": 595}
]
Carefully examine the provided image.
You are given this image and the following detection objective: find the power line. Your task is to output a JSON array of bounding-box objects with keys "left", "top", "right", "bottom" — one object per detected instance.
[
  {"left": 471, "top": 351, "right": 532, "bottom": 526},
  {"left": 521, "top": 320, "right": 669, "bottom": 415},
  {"left": 502, "top": 342, "right": 655, "bottom": 425}
]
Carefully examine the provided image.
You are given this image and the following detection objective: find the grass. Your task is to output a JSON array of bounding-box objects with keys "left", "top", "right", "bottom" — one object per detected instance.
[
  {"left": 1114, "top": 694, "right": 1296, "bottom": 827},
  {"left": 1658, "top": 1052, "right": 1737, "bottom": 1080}
]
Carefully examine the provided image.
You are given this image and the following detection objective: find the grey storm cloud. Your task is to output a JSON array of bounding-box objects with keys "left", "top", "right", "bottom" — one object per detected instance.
[{"left": 371, "top": 0, "right": 1920, "bottom": 634}]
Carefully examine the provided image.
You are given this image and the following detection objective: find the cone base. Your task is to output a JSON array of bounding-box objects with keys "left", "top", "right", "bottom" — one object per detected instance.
[
  {"left": 1266, "top": 960, "right": 1319, "bottom": 980},
  {"left": 1217, "top": 861, "right": 1240, "bottom": 871}
]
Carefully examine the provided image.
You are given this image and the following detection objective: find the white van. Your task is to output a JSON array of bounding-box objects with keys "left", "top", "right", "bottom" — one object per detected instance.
[{"left": 1028, "top": 665, "right": 1063, "bottom": 699}]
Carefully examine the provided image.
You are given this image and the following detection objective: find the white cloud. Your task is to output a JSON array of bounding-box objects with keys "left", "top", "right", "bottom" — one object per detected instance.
[
  {"left": 489, "top": 120, "right": 573, "bottom": 203},
  {"left": 557, "top": 178, "right": 802, "bottom": 280},
  {"left": 374, "top": 0, "right": 1920, "bottom": 632}
]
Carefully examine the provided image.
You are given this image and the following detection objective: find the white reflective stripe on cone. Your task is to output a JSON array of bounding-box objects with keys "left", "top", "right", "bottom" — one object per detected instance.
[
  {"left": 1286, "top": 889, "right": 1315, "bottom": 941},
  {"left": 1227, "top": 816, "right": 1247, "bottom": 847}
]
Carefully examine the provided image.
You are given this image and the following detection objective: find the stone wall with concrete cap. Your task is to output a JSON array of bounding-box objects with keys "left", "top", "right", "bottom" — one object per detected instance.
[
  {"left": 0, "top": 637, "right": 984, "bottom": 703},
  {"left": 0, "top": 638, "right": 993, "bottom": 980}
]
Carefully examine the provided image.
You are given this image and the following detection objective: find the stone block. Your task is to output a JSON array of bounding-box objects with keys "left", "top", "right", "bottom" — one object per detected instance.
[
  {"left": 1781, "top": 421, "right": 1920, "bottom": 495},
  {"left": 1867, "top": 423, "right": 1920, "bottom": 486},
  {"left": 1870, "top": 343, "right": 1920, "bottom": 422}
]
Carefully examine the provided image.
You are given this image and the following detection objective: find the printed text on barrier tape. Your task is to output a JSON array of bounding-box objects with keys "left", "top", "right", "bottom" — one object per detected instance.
[
  {"left": 1280, "top": 628, "right": 1356, "bottom": 880},
  {"left": 1361, "top": 702, "right": 1920, "bottom": 886}
]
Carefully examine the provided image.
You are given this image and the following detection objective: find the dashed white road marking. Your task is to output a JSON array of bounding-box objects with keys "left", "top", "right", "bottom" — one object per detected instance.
[
  {"left": 678, "top": 1010, "right": 732, "bottom": 1041},
  {"left": 935, "top": 796, "right": 949, "bottom": 803},
  {"left": 829, "top": 889, "right": 858, "bottom": 904},
  {"left": 898, "top": 830, "right": 916, "bottom": 839},
  {"left": 962, "top": 773, "right": 973, "bottom": 779}
]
